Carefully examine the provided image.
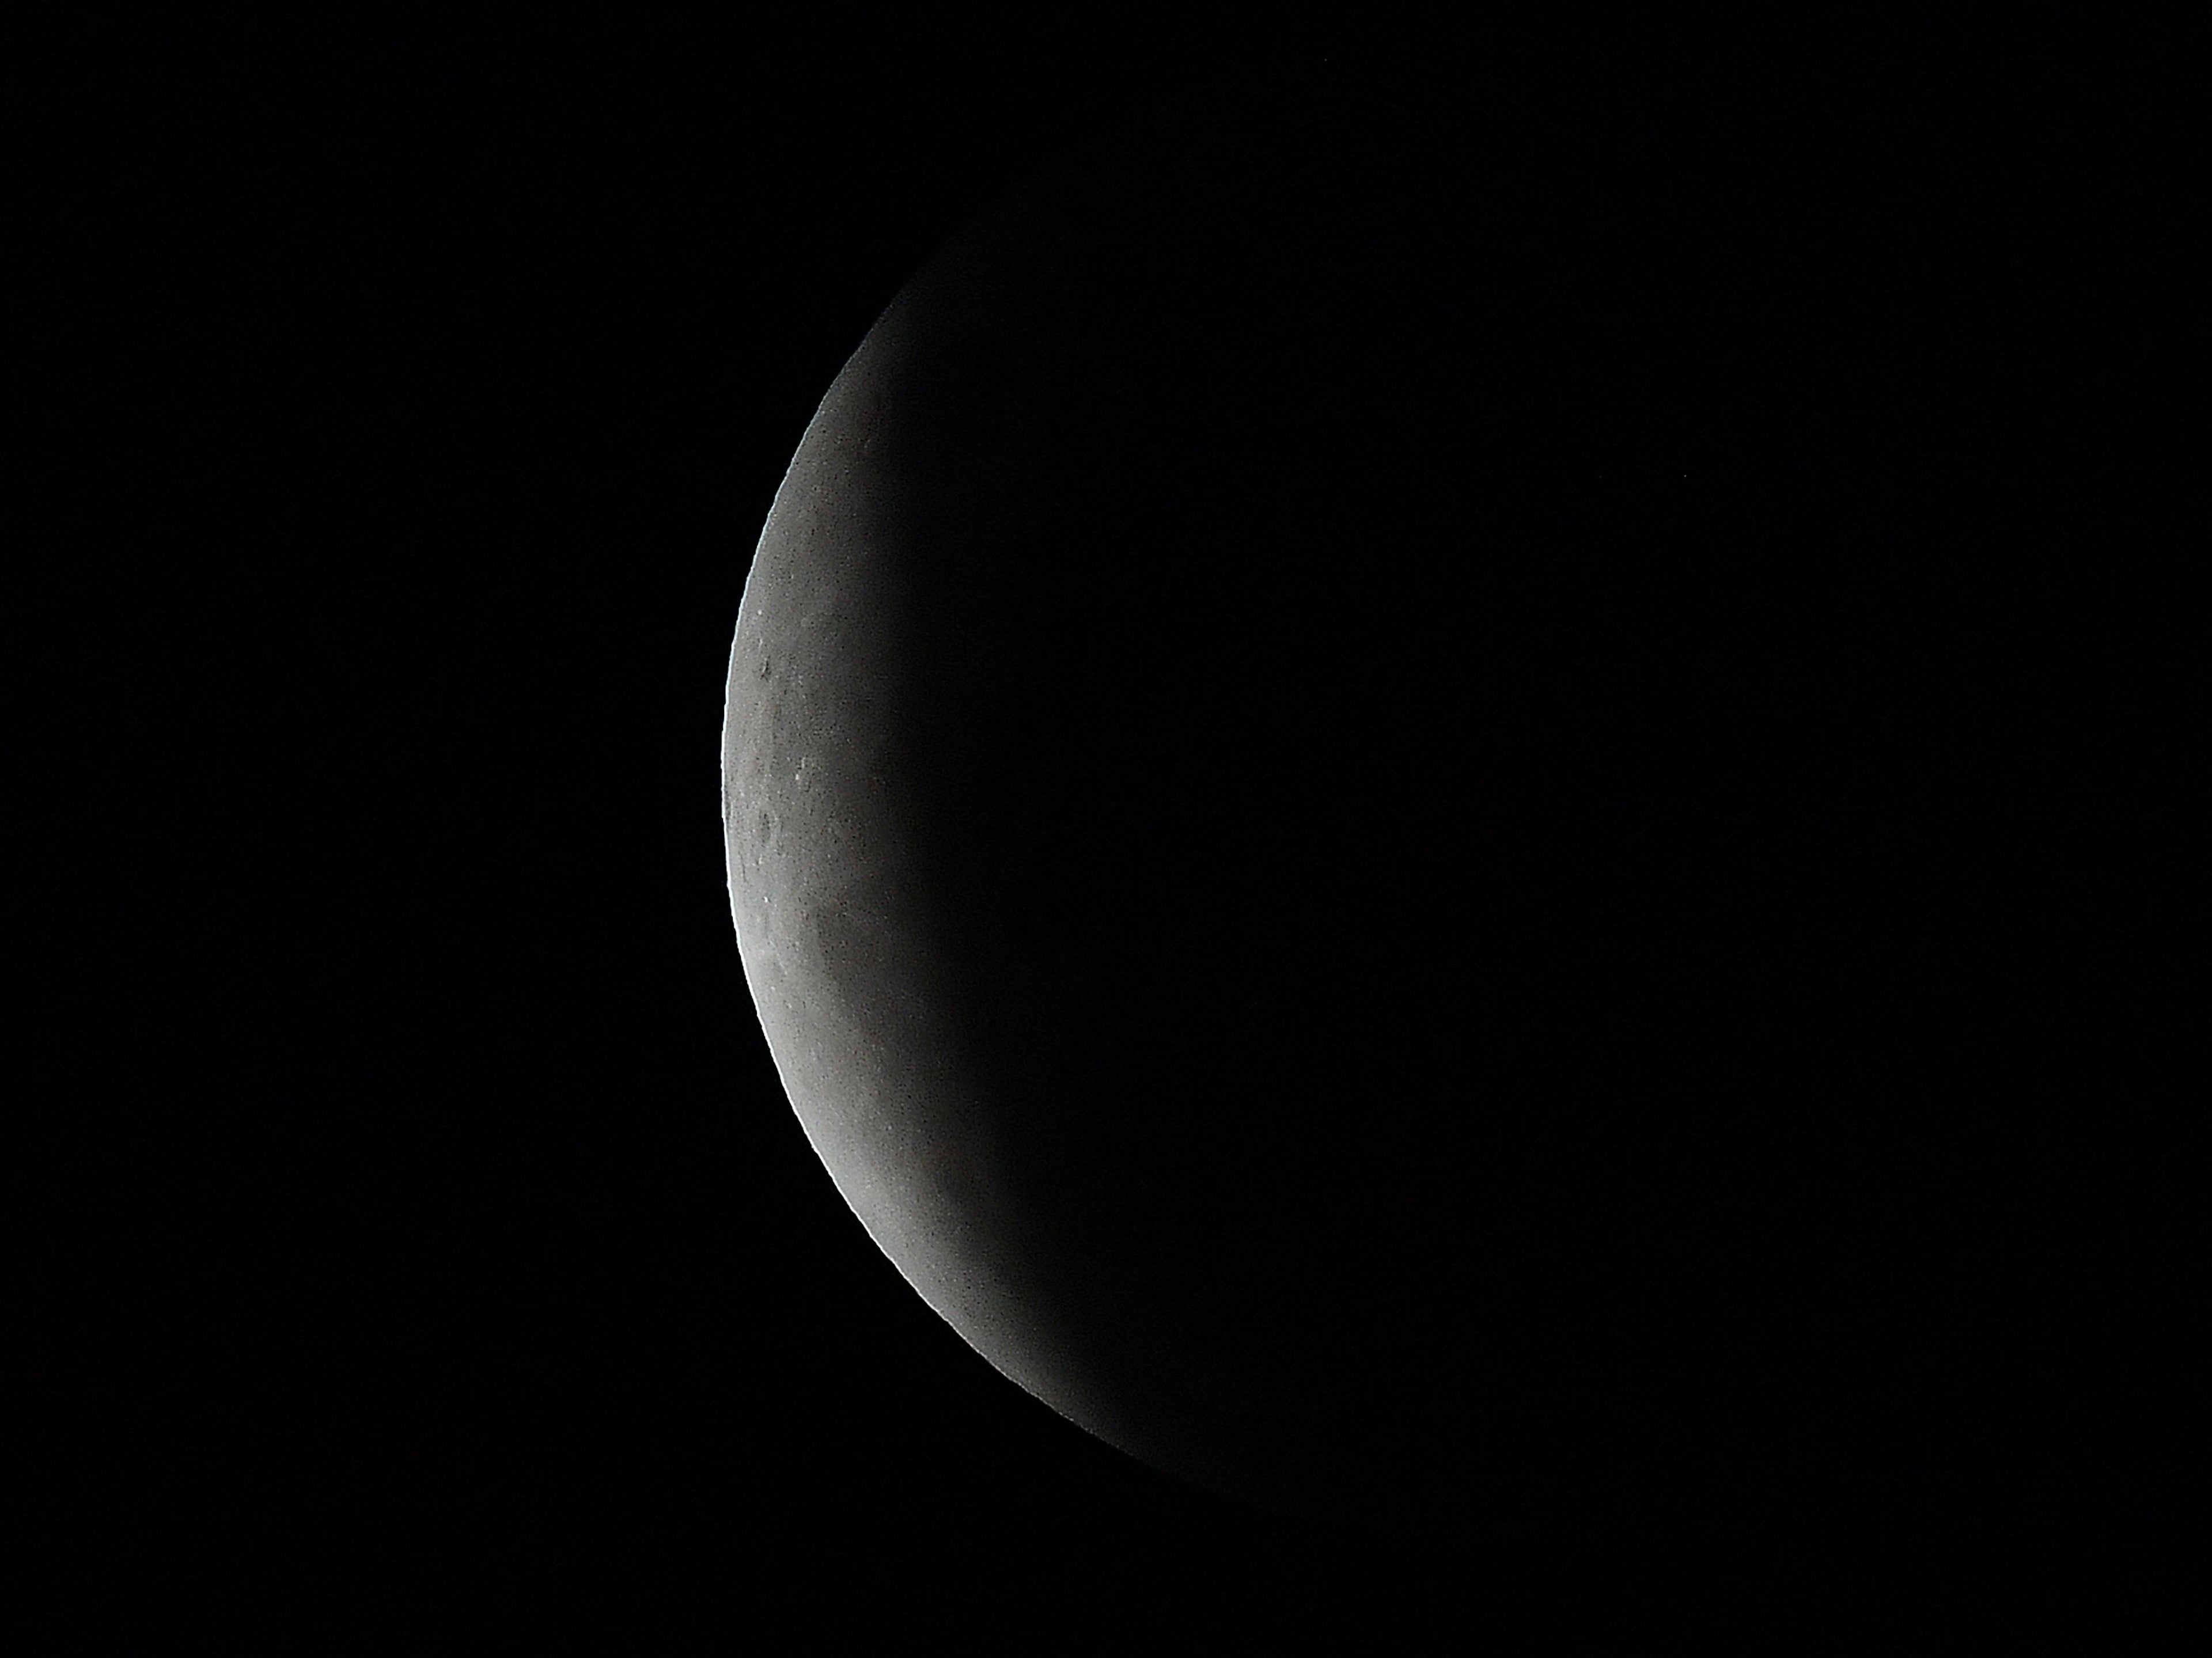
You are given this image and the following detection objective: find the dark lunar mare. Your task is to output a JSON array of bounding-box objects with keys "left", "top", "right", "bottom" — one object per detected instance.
[{"left": 730, "top": 50, "right": 2166, "bottom": 1542}]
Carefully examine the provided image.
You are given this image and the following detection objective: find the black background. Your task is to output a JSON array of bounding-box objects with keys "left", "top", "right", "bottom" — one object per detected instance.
[
  {"left": 22, "top": 13, "right": 2192, "bottom": 1646},
  {"left": 26, "top": 13, "right": 1499, "bottom": 1646}
]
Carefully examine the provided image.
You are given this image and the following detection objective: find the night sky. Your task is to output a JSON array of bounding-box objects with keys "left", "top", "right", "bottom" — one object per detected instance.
[
  {"left": 32, "top": 15, "right": 1470, "bottom": 1645},
  {"left": 26, "top": 14, "right": 2188, "bottom": 1645}
]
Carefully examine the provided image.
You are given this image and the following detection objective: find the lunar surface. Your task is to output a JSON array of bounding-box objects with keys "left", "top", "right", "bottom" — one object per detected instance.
[
  {"left": 724, "top": 52, "right": 2131, "bottom": 1539},
  {"left": 719, "top": 298, "right": 1117, "bottom": 1436}
]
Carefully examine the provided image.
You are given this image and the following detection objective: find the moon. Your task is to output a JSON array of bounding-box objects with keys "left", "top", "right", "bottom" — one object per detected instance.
[
  {"left": 718, "top": 291, "right": 1133, "bottom": 1444},
  {"left": 723, "top": 54, "right": 2107, "bottom": 1539}
]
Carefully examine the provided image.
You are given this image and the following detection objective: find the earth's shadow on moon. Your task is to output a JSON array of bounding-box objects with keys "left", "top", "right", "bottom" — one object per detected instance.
[{"left": 728, "top": 50, "right": 2107, "bottom": 1547}]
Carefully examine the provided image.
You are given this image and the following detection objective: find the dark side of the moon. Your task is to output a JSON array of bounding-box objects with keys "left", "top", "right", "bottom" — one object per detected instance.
[{"left": 726, "top": 55, "right": 2154, "bottom": 1549}]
